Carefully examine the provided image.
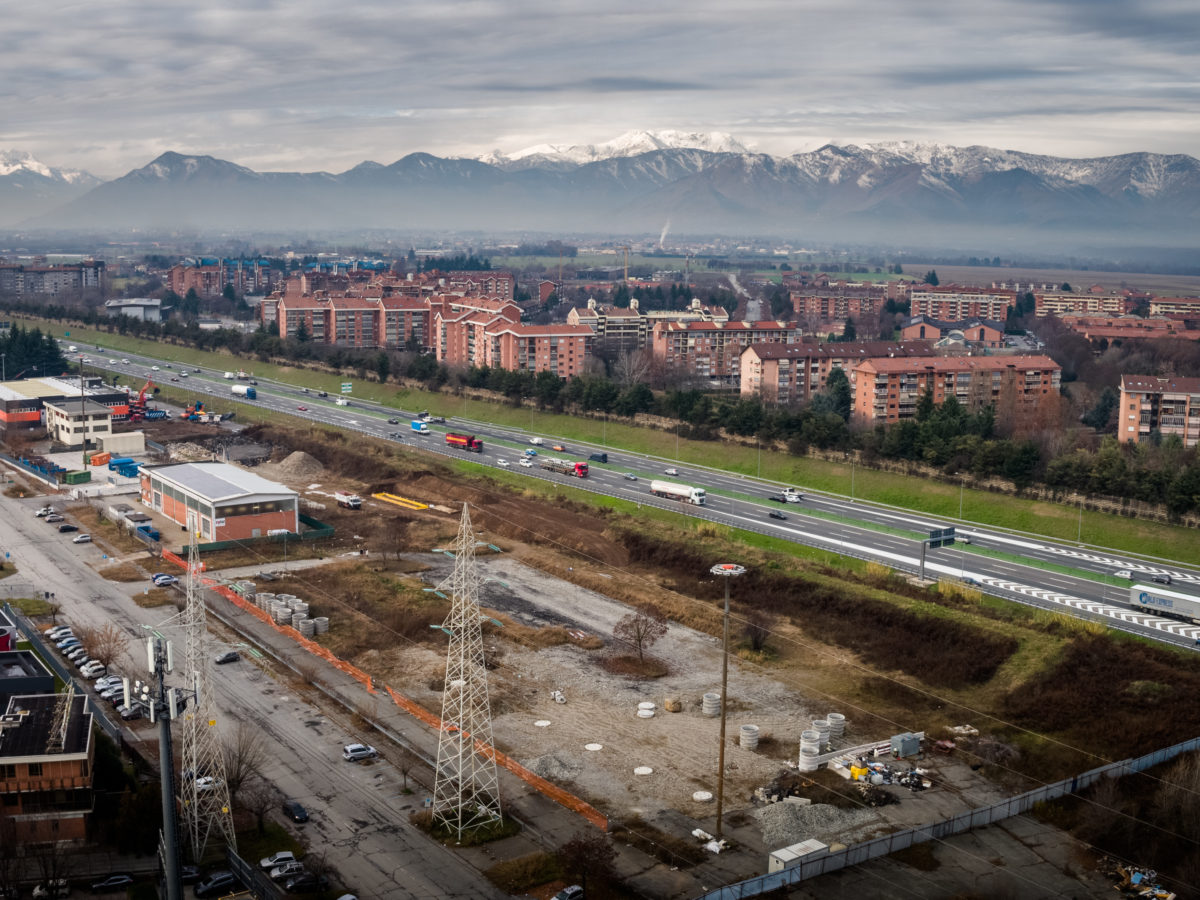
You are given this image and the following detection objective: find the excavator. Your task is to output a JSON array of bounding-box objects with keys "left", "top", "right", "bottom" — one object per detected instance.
[{"left": 127, "top": 378, "right": 156, "bottom": 421}]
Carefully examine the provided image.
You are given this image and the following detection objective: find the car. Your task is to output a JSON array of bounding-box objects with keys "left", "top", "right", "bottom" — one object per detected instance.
[
  {"left": 81, "top": 662, "right": 105, "bottom": 677},
  {"left": 283, "top": 873, "right": 328, "bottom": 894},
  {"left": 180, "top": 865, "right": 201, "bottom": 884},
  {"left": 72, "top": 654, "right": 94, "bottom": 669},
  {"left": 47, "top": 625, "right": 73, "bottom": 638},
  {"left": 270, "top": 861, "right": 307, "bottom": 882},
  {"left": 81, "top": 357, "right": 91, "bottom": 363},
  {"left": 99, "top": 687, "right": 124, "bottom": 703},
  {"left": 282, "top": 798, "right": 310, "bottom": 822},
  {"left": 90, "top": 873, "right": 135, "bottom": 893},
  {"left": 768, "top": 511, "right": 787, "bottom": 520},
  {"left": 194, "top": 871, "right": 239, "bottom": 898},
  {"left": 121, "top": 358, "right": 130, "bottom": 364},
  {"left": 386, "top": 417, "right": 400, "bottom": 424},
  {"left": 553, "top": 886, "right": 584, "bottom": 900},
  {"left": 664, "top": 467, "right": 679, "bottom": 476},
  {"left": 1114, "top": 570, "right": 1133, "bottom": 579},
  {"left": 297, "top": 405, "right": 308, "bottom": 411},
  {"left": 35, "top": 506, "right": 56, "bottom": 517},
  {"left": 519, "top": 458, "right": 533, "bottom": 468},
  {"left": 179, "top": 371, "right": 188, "bottom": 377},
  {"left": 301, "top": 387, "right": 310, "bottom": 393},
  {"left": 170, "top": 376, "right": 180, "bottom": 382},
  {"left": 622, "top": 472, "right": 638, "bottom": 481},
  {"left": 588, "top": 452, "right": 609, "bottom": 463},
  {"left": 342, "top": 743, "right": 378, "bottom": 762},
  {"left": 552, "top": 444, "right": 566, "bottom": 452},
  {"left": 260, "top": 851, "right": 297, "bottom": 870},
  {"left": 45, "top": 514, "right": 64, "bottom": 523},
  {"left": 65, "top": 645, "right": 88, "bottom": 659},
  {"left": 95, "top": 676, "right": 122, "bottom": 690},
  {"left": 768, "top": 495, "right": 787, "bottom": 503},
  {"left": 117, "top": 703, "right": 143, "bottom": 720},
  {"left": 195, "top": 776, "right": 223, "bottom": 791},
  {"left": 56, "top": 638, "right": 81, "bottom": 650},
  {"left": 164, "top": 363, "right": 172, "bottom": 368},
  {"left": 58, "top": 523, "right": 79, "bottom": 533},
  {"left": 524, "top": 448, "right": 538, "bottom": 457},
  {"left": 192, "top": 367, "right": 200, "bottom": 373},
  {"left": 32, "top": 880, "right": 70, "bottom": 899},
  {"left": 317, "top": 391, "right": 328, "bottom": 397},
  {"left": 109, "top": 358, "right": 118, "bottom": 364},
  {"left": 214, "top": 650, "right": 240, "bottom": 665},
  {"left": 150, "top": 365, "right": 159, "bottom": 371},
  {"left": 73, "top": 533, "right": 92, "bottom": 544},
  {"left": 497, "top": 459, "right": 510, "bottom": 467},
  {"left": 152, "top": 574, "right": 178, "bottom": 587},
  {"left": 1151, "top": 573, "right": 1173, "bottom": 585},
  {"left": 955, "top": 535, "right": 971, "bottom": 545}
]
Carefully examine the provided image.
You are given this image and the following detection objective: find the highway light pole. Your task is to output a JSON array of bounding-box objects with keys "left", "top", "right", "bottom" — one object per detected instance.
[{"left": 710, "top": 562, "right": 745, "bottom": 839}]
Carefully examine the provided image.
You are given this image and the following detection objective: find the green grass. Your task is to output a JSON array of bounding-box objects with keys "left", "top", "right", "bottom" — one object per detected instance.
[{"left": 37, "top": 317, "right": 1198, "bottom": 563}]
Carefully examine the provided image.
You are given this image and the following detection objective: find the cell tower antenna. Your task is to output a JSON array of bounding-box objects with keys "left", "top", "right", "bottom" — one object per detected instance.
[
  {"left": 178, "top": 520, "right": 237, "bottom": 861},
  {"left": 431, "top": 503, "right": 503, "bottom": 841}
]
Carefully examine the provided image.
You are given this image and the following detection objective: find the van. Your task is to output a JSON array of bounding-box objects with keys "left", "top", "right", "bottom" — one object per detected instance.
[
  {"left": 588, "top": 452, "right": 608, "bottom": 463},
  {"left": 529, "top": 437, "right": 544, "bottom": 446},
  {"left": 335, "top": 398, "right": 349, "bottom": 406}
]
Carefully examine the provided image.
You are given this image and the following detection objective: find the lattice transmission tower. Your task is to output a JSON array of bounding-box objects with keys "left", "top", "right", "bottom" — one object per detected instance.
[
  {"left": 178, "top": 524, "right": 237, "bottom": 861},
  {"left": 431, "top": 504, "right": 503, "bottom": 840}
]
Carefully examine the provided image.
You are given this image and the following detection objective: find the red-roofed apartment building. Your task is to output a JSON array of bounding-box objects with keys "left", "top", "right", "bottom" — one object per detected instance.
[
  {"left": 740, "top": 340, "right": 935, "bottom": 404},
  {"left": 852, "top": 355, "right": 1061, "bottom": 423},
  {"left": 652, "top": 320, "right": 804, "bottom": 381},
  {"left": 911, "top": 288, "right": 1017, "bottom": 321},
  {"left": 1148, "top": 297, "right": 1200, "bottom": 319},
  {"left": 1118, "top": 375, "right": 1200, "bottom": 447}
]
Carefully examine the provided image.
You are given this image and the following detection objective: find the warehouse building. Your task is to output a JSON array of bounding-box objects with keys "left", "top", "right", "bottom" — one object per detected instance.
[
  {"left": 139, "top": 462, "right": 299, "bottom": 541},
  {"left": 0, "top": 376, "right": 130, "bottom": 431}
]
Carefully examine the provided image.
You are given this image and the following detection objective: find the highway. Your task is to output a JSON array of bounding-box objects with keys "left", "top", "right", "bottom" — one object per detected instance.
[{"left": 79, "top": 343, "right": 1200, "bottom": 649}]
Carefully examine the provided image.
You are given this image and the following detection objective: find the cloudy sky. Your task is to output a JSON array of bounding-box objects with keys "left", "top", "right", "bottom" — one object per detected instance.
[{"left": 4, "top": 0, "right": 1198, "bottom": 177}]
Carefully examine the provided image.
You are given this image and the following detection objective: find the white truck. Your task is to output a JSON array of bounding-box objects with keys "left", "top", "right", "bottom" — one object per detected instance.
[
  {"left": 649, "top": 480, "right": 707, "bottom": 505},
  {"left": 529, "top": 437, "right": 545, "bottom": 446},
  {"left": 335, "top": 397, "right": 350, "bottom": 406},
  {"left": 230, "top": 384, "right": 257, "bottom": 399},
  {"left": 782, "top": 488, "right": 804, "bottom": 503},
  {"left": 334, "top": 491, "right": 363, "bottom": 510},
  {"left": 223, "top": 371, "right": 235, "bottom": 379}
]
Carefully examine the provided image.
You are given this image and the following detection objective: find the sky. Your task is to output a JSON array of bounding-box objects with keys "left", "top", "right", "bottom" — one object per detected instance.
[{"left": 3, "top": 0, "right": 1199, "bottom": 178}]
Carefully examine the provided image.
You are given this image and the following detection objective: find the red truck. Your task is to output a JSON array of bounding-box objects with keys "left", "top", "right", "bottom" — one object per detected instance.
[
  {"left": 445, "top": 432, "right": 483, "bottom": 452},
  {"left": 540, "top": 458, "right": 588, "bottom": 478}
]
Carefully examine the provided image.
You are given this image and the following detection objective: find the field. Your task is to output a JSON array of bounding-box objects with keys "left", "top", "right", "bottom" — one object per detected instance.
[{"left": 904, "top": 263, "right": 1200, "bottom": 296}]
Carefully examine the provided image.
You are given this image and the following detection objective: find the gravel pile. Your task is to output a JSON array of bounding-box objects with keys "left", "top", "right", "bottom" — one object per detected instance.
[
  {"left": 754, "top": 802, "right": 878, "bottom": 848},
  {"left": 526, "top": 750, "right": 583, "bottom": 782},
  {"left": 275, "top": 450, "right": 325, "bottom": 477}
]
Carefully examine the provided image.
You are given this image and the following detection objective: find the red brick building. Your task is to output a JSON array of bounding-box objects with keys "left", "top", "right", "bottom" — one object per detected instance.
[
  {"left": 652, "top": 320, "right": 805, "bottom": 381},
  {"left": 740, "top": 340, "right": 935, "bottom": 404},
  {"left": 1118, "top": 374, "right": 1200, "bottom": 448},
  {"left": 910, "top": 288, "right": 1016, "bottom": 321},
  {"left": 900, "top": 316, "right": 1006, "bottom": 348},
  {"left": 140, "top": 462, "right": 298, "bottom": 542}
]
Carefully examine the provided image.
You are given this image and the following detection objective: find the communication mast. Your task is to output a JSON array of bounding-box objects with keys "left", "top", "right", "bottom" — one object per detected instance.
[
  {"left": 431, "top": 504, "right": 503, "bottom": 840},
  {"left": 178, "top": 522, "right": 237, "bottom": 861}
]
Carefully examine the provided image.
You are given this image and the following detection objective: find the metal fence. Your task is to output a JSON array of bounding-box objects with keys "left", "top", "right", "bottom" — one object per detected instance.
[{"left": 696, "top": 734, "right": 1200, "bottom": 900}]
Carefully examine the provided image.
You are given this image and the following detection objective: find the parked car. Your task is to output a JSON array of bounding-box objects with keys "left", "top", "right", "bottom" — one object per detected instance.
[
  {"left": 282, "top": 798, "right": 310, "bottom": 822},
  {"left": 35, "top": 506, "right": 56, "bottom": 517},
  {"left": 180, "top": 865, "right": 201, "bottom": 884},
  {"left": 194, "top": 871, "right": 239, "bottom": 898},
  {"left": 622, "top": 472, "right": 638, "bottom": 481},
  {"left": 90, "top": 873, "right": 135, "bottom": 893},
  {"left": 195, "top": 776, "right": 223, "bottom": 791},
  {"left": 72, "top": 655, "right": 95, "bottom": 669},
  {"left": 45, "top": 514, "right": 64, "bottom": 523},
  {"left": 260, "top": 851, "right": 297, "bottom": 870},
  {"left": 342, "top": 743, "right": 378, "bottom": 762},
  {"left": 47, "top": 625, "right": 73, "bottom": 639},
  {"left": 57, "top": 523, "right": 79, "bottom": 533},
  {"left": 99, "top": 687, "right": 124, "bottom": 703},
  {"left": 214, "top": 650, "right": 240, "bottom": 665},
  {"left": 56, "top": 637, "right": 81, "bottom": 650},
  {"left": 768, "top": 511, "right": 787, "bottom": 521},
  {"left": 72, "top": 533, "right": 92, "bottom": 544},
  {"left": 283, "top": 873, "right": 328, "bottom": 894},
  {"left": 152, "top": 574, "right": 178, "bottom": 587},
  {"left": 270, "top": 862, "right": 306, "bottom": 883},
  {"left": 81, "top": 662, "right": 106, "bottom": 678},
  {"left": 553, "top": 886, "right": 584, "bottom": 900},
  {"left": 1151, "top": 573, "right": 1173, "bottom": 585},
  {"left": 95, "top": 675, "right": 122, "bottom": 690},
  {"left": 117, "top": 703, "right": 143, "bottom": 720}
]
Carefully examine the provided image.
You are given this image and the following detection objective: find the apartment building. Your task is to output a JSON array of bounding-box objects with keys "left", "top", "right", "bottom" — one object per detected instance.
[
  {"left": 852, "top": 355, "right": 1061, "bottom": 423},
  {"left": 910, "top": 289, "right": 1016, "bottom": 321},
  {"left": 0, "top": 693, "right": 94, "bottom": 843},
  {"left": 1059, "top": 315, "right": 1200, "bottom": 343},
  {"left": 789, "top": 285, "right": 885, "bottom": 323},
  {"left": 486, "top": 324, "right": 594, "bottom": 378},
  {"left": 568, "top": 297, "right": 729, "bottom": 353},
  {"left": 652, "top": 320, "right": 804, "bottom": 381},
  {"left": 167, "top": 259, "right": 278, "bottom": 297},
  {"left": 901, "top": 316, "right": 1006, "bottom": 348},
  {"left": 1117, "top": 375, "right": 1200, "bottom": 448},
  {"left": 1148, "top": 297, "right": 1200, "bottom": 319},
  {"left": 0, "top": 261, "right": 105, "bottom": 297},
  {"left": 443, "top": 271, "right": 516, "bottom": 301},
  {"left": 740, "top": 340, "right": 935, "bottom": 404},
  {"left": 1035, "top": 291, "right": 1129, "bottom": 317}
]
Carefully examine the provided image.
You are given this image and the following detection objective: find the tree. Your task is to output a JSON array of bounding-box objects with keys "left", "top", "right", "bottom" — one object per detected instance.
[
  {"left": 77, "top": 623, "right": 128, "bottom": 673},
  {"left": 822, "top": 367, "right": 853, "bottom": 421},
  {"left": 1060, "top": 282, "right": 1073, "bottom": 292},
  {"left": 613, "top": 605, "right": 668, "bottom": 664},
  {"left": 241, "top": 780, "right": 276, "bottom": 835},
  {"left": 223, "top": 721, "right": 268, "bottom": 805},
  {"left": 374, "top": 351, "right": 391, "bottom": 383},
  {"left": 558, "top": 831, "right": 618, "bottom": 897},
  {"left": 1082, "top": 387, "right": 1118, "bottom": 431},
  {"left": 294, "top": 319, "right": 311, "bottom": 343},
  {"left": 839, "top": 317, "right": 856, "bottom": 342},
  {"left": 923, "top": 269, "right": 939, "bottom": 286},
  {"left": 743, "top": 610, "right": 774, "bottom": 652}
]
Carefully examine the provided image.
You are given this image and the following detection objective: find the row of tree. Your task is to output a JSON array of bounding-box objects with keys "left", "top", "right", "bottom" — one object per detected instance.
[{"left": 0, "top": 324, "right": 68, "bottom": 379}]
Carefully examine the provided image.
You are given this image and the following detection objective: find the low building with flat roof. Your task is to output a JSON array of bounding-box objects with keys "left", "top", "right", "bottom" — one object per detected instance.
[{"left": 140, "top": 461, "right": 299, "bottom": 542}]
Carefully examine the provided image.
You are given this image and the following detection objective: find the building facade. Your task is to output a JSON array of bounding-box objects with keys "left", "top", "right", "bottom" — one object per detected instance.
[
  {"left": 740, "top": 340, "right": 935, "bottom": 404},
  {"left": 140, "top": 462, "right": 299, "bottom": 541},
  {"left": 910, "top": 289, "right": 1016, "bottom": 321},
  {"left": 1035, "top": 292, "right": 1129, "bottom": 317},
  {"left": 652, "top": 320, "right": 804, "bottom": 381},
  {"left": 1117, "top": 375, "right": 1200, "bottom": 448},
  {"left": 900, "top": 316, "right": 1006, "bottom": 348}
]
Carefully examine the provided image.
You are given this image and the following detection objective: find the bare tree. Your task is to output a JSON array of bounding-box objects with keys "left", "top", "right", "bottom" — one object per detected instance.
[
  {"left": 743, "top": 609, "right": 774, "bottom": 652},
  {"left": 77, "top": 623, "right": 128, "bottom": 672},
  {"left": 395, "top": 747, "right": 421, "bottom": 791},
  {"left": 613, "top": 350, "right": 651, "bottom": 389},
  {"left": 558, "top": 831, "right": 617, "bottom": 897},
  {"left": 223, "top": 721, "right": 268, "bottom": 805},
  {"left": 240, "top": 780, "right": 276, "bottom": 836},
  {"left": 613, "top": 606, "right": 669, "bottom": 664}
]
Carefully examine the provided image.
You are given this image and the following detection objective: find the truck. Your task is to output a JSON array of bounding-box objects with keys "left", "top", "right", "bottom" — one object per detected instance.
[
  {"left": 529, "top": 437, "right": 545, "bottom": 446},
  {"left": 236, "top": 370, "right": 251, "bottom": 380},
  {"left": 334, "top": 491, "right": 363, "bottom": 509},
  {"left": 445, "top": 432, "right": 483, "bottom": 452},
  {"left": 418, "top": 412, "right": 446, "bottom": 424},
  {"left": 541, "top": 458, "right": 589, "bottom": 478},
  {"left": 231, "top": 384, "right": 257, "bottom": 399},
  {"left": 1129, "top": 584, "right": 1200, "bottom": 624},
  {"left": 143, "top": 408, "right": 168, "bottom": 420},
  {"left": 782, "top": 488, "right": 804, "bottom": 503},
  {"left": 411, "top": 420, "right": 430, "bottom": 434},
  {"left": 335, "top": 397, "right": 350, "bottom": 406},
  {"left": 649, "top": 479, "right": 707, "bottom": 505}
]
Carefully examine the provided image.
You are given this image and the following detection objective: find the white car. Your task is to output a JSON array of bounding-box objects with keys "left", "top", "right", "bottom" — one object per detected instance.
[
  {"left": 665, "top": 467, "right": 679, "bottom": 476},
  {"left": 121, "top": 358, "right": 130, "bottom": 364},
  {"left": 151, "top": 365, "right": 160, "bottom": 371},
  {"left": 81, "top": 661, "right": 106, "bottom": 678},
  {"left": 519, "top": 458, "right": 533, "bottom": 468},
  {"left": 1114, "top": 570, "right": 1134, "bottom": 580},
  {"left": 72, "top": 533, "right": 92, "bottom": 544},
  {"left": 195, "top": 775, "right": 224, "bottom": 791},
  {"left": 497, "top": 459, "right": 510, "bottom": 467},
  {"left": 342, "top": 743, "right": 378, "bottom": 761},
  {"left": 260, "top": 851, "right": 297, "bottom": 870}
]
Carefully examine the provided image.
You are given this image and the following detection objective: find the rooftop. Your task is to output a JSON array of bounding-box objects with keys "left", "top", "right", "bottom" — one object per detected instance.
[
  {"left": 1121, "top": 374, "right": 1200, "bottom": 394},
  {"left": 144, "top": 461, "right": 297, "bottom": 503},
  {"left": 0, "top": 693, "right": 91, "bottom": 759}
]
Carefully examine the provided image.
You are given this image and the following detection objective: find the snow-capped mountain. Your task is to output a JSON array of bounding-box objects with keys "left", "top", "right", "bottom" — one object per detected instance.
[
  {"left": 479, "top": 129, "right": 752, "bottom": 170},
  {"left": 17, "top": 137, "right": 1200, "bottom": 252},
  {"left": 0, "top": 150, "right": 101, "bottom": 226}
]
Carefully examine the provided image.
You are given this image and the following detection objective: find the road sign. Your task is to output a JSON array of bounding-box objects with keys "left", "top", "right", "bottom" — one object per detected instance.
[
  {"left": 928, "top": 527, "right": 956, "bottom": 548},
  {"left": 341, "top": 382, "right": 352, "bottom": 394}
]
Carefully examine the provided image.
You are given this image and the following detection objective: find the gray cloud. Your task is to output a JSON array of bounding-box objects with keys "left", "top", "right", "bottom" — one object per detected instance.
[{"left": 2, "top": 0, "right": 1198, "bottom": 178}]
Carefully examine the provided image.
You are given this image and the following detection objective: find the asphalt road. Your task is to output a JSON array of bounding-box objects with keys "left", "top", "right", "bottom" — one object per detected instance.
[{"left": 78, "top": 344, "right": 1200, "bottom": 648}]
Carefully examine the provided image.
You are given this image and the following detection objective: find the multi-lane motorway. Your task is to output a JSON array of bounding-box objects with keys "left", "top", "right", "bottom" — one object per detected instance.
[{"left": 82, "top": 344, "right": 1200, "bottom": 648}]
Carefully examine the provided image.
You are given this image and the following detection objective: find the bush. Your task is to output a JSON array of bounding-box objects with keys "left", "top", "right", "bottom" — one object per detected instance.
[{"left": 484, "top": 852, "right": 563, "bottom": 892}]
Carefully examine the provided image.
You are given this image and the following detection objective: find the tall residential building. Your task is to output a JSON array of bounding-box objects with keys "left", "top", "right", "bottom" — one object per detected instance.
[
  {"left": 1035, "top": 291, "right": 1129, "bottom": 317},
  {"left": 1118, "top": 375, "right": 1200, "bottom": 448},
  {"left": 910, "top": 289, "right": 1016, "bottom": 321},
  {"left": 740, "top": 340, "right": 935, "bottom": 404},
  {"left": 1148, "top": 297, "right": 1200, "bottom": 319},
  {"left": 652, "top": 320, "right": 804, "bottom": 381},
  {"left": 567, "top": 297, "right": 729, "bottom": 353},
  {"left": 852, "top": 355, "right": 1061, "bottom": 423}
]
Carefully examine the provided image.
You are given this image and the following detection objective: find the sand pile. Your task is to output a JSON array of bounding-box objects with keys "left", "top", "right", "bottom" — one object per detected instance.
[{"left": 275, "top": 451, "right": 325, "bottom": 478}]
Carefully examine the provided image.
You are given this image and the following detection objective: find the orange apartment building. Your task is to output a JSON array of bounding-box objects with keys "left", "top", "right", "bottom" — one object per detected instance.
[
  {"left": 1118, "top": 375, "right": 1200, "bottom": 448},
  {"left": 652, "top": 320, "right": 805, "bottom": 381},
  {"left": 789, "top": 286, "right": 885, "bottom": 323},
  {"left": 485, "top": 324, "right": 594, "bottom": 377},
  {"left": 0, "top": 693, "right": 94, "bottom": 843},
  {"left": 1059, "top": 315, "right": 1200, "bottom": 343},
  {"left": 1035, "top": 291, "right": 1129, "bottom": 317},
  {"left": 1148, "top": 297, "right": 1200, "bottom": 319},
  {"left": 852, "top": 355, "right": 1061, "bottom": 423},
  {"left": 140, "top": 462, "right": 299, "bottom": 542},
  {"left": 740, "top": 340, "right": 935, "bottom": 404},
  {"left": 910, "top": 289, "right": 1017, "bottom": 321}
]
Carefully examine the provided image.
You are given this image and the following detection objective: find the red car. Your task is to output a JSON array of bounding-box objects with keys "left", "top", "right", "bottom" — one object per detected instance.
[{"left": 297, "top": 405, "right": 308, "bottom": 411}]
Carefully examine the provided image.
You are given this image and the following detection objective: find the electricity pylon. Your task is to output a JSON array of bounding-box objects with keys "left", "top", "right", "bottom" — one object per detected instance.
[
  {"left": 178, "top": 523, "right": 237, "bottom": 861},
  {"left": 431, "top": 504, "right": 503, "bottom": 840}
]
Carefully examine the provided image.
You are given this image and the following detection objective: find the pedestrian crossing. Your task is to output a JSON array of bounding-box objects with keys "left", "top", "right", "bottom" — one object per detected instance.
[{"left": 982, "top": 576, "right": 1200, "bottom": 641}]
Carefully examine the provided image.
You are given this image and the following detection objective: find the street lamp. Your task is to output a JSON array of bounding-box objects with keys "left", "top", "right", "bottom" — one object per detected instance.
[{"left": 709, "top": 562, "right": 746, "bottom": 838}]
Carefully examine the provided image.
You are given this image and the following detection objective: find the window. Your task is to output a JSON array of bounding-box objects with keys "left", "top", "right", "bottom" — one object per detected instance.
[
  {"left": 27, "top": 763, "right": 42, "bottom": 777},
  {"left": 0, "top": 764, "right": 14, "bottom": 779}
]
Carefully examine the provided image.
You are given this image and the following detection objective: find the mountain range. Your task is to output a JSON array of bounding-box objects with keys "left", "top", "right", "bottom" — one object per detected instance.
[{"left": 5, "top": 133, "right": 1200, "bottom": 251}]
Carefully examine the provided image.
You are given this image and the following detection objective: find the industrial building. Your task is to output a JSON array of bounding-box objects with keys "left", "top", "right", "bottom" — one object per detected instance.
[
  {"left": 139, "top": 461, "right": 299, "bottom": 541},
  {"left": 43, "top": 398, "right": 113, "bottom": 450},
  {"left": 0, "top": 376, "right": 130, "bottom": 431}
]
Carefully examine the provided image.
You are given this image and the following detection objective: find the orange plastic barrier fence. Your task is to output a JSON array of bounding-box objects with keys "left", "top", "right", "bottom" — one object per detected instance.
[
  {"left": 161, "top": 549, "right": 187, "bottom": 570},
  {"left": 208, "top": 582, "right": 605, "bottom": 830}
]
